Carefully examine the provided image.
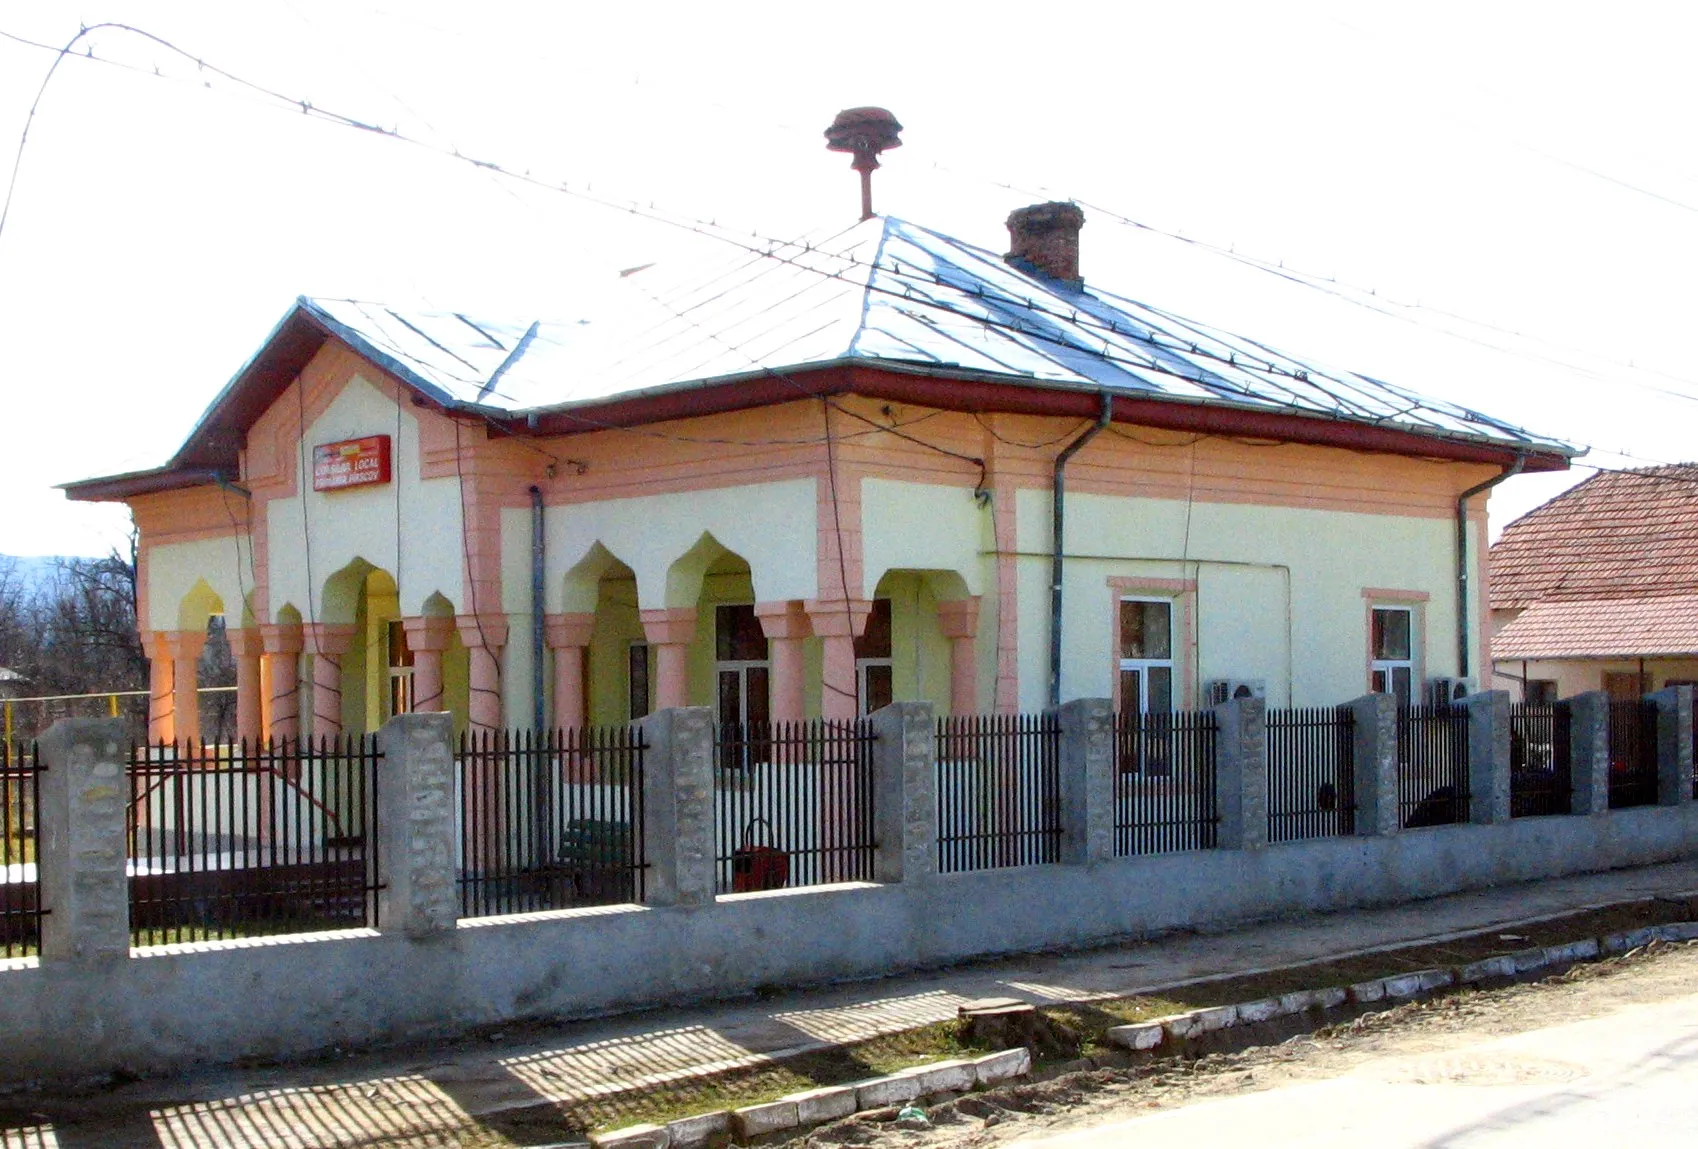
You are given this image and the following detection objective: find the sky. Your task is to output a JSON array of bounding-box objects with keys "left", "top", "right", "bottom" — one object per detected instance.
[{"left": 2, "top": 1, "right": 1697, "bottom": 557}]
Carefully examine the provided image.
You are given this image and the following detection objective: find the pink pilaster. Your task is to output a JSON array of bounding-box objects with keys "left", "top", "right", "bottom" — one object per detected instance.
[
  {"left": 260, "top": 622, "right": 303, "bottom": 740},
  {"left": 544, "top": 613, "right": 596, "bottom": 730},
  {"left": 640, "top": 608, "right": 698, "bottom": 712},
  {"left": 804, "top": 599, "right": 872, "bottom": 720},
  {"left": 226, "top": 628, "right": 266, "bottom": 744},
  {"left": 139, "top": 632, "right": 175, "bottom": 744},
  {"left": 402, "top": 616, "right": 456, "bottom": 715},
  {"left": 936, "top": 597, "right": 983, "bottom": 717},
  {"left": 303, "top": 624, "right": 356, "bottom": 738},
  {"left": 456, "top": 614, "right": 509, "bottom": 733},
  {"left": 161, "top": 630, "right": 207, "bottom": 744},
  {"left": 755, "top": 601, "right": 811, "bottom": 724}
]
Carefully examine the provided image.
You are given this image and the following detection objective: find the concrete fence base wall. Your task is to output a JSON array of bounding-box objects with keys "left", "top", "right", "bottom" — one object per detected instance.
[
  {"left": 4, "top": 691, "right": 1696, "bottom": 1084},
  {"left": 3, "top": 802, "right": 1696, "bottom": 1082}
]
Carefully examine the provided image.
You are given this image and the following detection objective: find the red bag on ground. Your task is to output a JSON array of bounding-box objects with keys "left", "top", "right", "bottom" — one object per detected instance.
[{"left": 731, "top": 818, "right": 789, "bottom": 892}]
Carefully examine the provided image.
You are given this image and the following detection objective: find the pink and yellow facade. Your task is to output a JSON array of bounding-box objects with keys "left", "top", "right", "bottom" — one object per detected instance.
[{"left": 64, "top": 211, "right": 1573, "bottom": 738}]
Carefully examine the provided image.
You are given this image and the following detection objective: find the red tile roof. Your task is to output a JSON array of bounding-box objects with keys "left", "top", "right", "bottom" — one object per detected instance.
[
  {"left": 1490, "top": 464, "right": 1698, "bottom": 609},
  {"left": 1494, "top": 594, "right": 1698, "bottom": 659}
]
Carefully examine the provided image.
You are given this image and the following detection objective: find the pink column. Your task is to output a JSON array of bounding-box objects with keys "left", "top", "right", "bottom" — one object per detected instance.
[
  {"left": 162, "top": 630, "right": 207, "bottom": 745},
  {"left": 544, "top": 612, "right": 596, "bottom": 730},
  {"left": 139, "top": 632, "right": 175, "bottom": 743},
  {"left": 402, "top": 616, "right": 456, "bottom": 714},
  {"left": 456, "top": 614, "right": 509, "bottom": 733},
  {"left": 755, "top": 601, "right": 811, "bottom": 724},
  {"left": 936, "top": 597, "right": 983, "bottom": 717},
  {"left": 640, "top": 608, "right": 698, "bottom": 712},
  {"left": 805, "top": 599, "right": 872, "bottom": 721},
  {"left": 226, "top": 628, "right": 266, "bottom": 744},
  {"left": 261, "top": 622, "right": 303, "bottom": 741},
  {"left": 303, "top": 624, "right": 356, "bottom": 738}
]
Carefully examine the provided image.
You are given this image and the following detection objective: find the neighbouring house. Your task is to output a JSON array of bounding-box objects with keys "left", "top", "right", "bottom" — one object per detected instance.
[
  {"left": 61, "top": 202, "right": 1574, "bottom": 743},
  {"left": 1491, "top": 463, "right": 1698, "bottom": 701}
]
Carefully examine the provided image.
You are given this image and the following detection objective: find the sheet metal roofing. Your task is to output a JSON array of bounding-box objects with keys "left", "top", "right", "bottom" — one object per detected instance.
[
  {"left": 1490, "top": 463, "right": 1698, "bottom": 610},
  {"left": 1494, "top": 594, "right": 1698, "bottom": 660},
  {"left": 298, "top": 214, "right": 1572, "bottom": 455}
]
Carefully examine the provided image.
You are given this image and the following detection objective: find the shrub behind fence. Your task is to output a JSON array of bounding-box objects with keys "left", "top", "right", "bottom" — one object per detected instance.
[
  {"left": 1510, "top": 702, "right": 1570, "bottom": 817},
  {"left": 1607, "top": 699, "right": 1659, "bottom": 809},
  {"left": 127, "top": 736, "right": 380, "bottom": 944},
  {"left": 0, "top": 742, "right": 41, "bottom": 958},
  {"left": 1396, "top": 705, "right": 1470, "bottom": 828},
  {"left": 1114, "top": 709, "right": 1219, "bottom": 856},
  {"left": 458, "top": 727, "right": 648, "bottom": 918},
  {"left": 936, "top": 714, "right": 1060, "bottom": 873},
  {"left": 714, "top": 720, "right": 876, "bottom": 892},
  {"left": 1266, "top": 706, "right": 1356, "bottom": 843}
]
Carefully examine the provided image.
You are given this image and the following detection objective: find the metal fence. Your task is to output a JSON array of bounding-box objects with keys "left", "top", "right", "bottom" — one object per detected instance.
[
  {"left": 1266, "top": 707, "right": 1356, "bottom": 842},
  {"left": 1510, "top": 702, "right": 1570, "bottom": 817},
  {"left": 1, "top": 742, "right": 41, "bottom": 958},
  {"left": 714, "top": 720, "right": 877, "bottom": 892},
  {"left": 1396, "top": 705, "right": 1470, "bottom": 828},
  {"left": 127, "top": 736, "right": 380, "bottom": 944},
  {"left": 458, "top": 727, "right": 648, "bottom": 918},
  {"left": 936, "top": 713, "right": 1060, "bottom": 873},
  {"left": 1607, "top": 699, "right": 1659, "bottom": 809},
  {"left": 1114, "top": 709, "right": 1219, "bottom": 856}
]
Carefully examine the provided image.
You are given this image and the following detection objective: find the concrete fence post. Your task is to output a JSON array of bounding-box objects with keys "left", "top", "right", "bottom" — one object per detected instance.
[
  {"left": 868, "top": 700, "right": 936, "bottom": 882},
  {"left": 1648, "top": 685, "right": 1693, "bottom": 807},
  {"left": 1566, "top": 691, "right": 1611, "bottom": 816},
  {"left": 1463, "top": 690, "right": 1511, "bottom": 825},
  {"left": 1212, "top": 696, "right": 1268, "bottom": 850},
  {"left": 375, "top": 713, "right": 459, "bottom": 938},
  {"left": 1055, "top": 698, "right": 1114, "bottom": 863},
  {"left": 636, "top": 706, "right": 717, "bottom": 907},
  {"left": 1348, "top": 693, "right": 1399, "bottom": 836},
  {"left": 37, "top": 718, "right": 131, "bottom": 964}
]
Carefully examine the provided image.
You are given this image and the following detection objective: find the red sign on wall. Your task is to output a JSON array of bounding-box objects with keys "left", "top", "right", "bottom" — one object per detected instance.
[{"left": 312, "top": 435, "right": 392, "bottom": 492}]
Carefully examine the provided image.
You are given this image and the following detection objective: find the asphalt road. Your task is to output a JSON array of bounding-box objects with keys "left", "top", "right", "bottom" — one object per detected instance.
[{"left": 1009, "top": 951, "right": 1698, "bottom": 1149}]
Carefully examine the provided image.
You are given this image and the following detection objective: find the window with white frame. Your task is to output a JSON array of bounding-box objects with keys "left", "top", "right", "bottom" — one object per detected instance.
[
  {"left": 1117, "top": 598, "right": 1175, "bottom": 715},
  {"left": 1370, "top": 606, "right": 1415, "bottom": 706},
  {"left": 855, "top": 598, "right": 893, "bottom": 715}
]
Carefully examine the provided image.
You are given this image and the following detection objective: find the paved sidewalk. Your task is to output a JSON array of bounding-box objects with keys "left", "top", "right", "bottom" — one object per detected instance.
[{"left": 9, "top": 859, "right": 1698, "bottom": 1149}]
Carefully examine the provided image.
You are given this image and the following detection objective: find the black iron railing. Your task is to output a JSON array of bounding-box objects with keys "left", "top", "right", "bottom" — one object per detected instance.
[
  {"left": 1, "top": 742, "right": 41, "bottom": 958},
  {"left": 714, "top": 720, "right": 877, "bottom": 892},
  {"left": 1510, "top": 702, "right": 1570, "bottom": 817},
  {"left": 1266, "top": 707, "right": 1356, "bottom": 843},
  {"left": 1607, "top": 699, "right": 1659, "bottom": 809},
  {"left": 458, "top": 727, "right": 648, "bottom": 918},
  {"left": 1115, "top": 709, "right": 1219, "bottom": 856},
  {"left": 127, "top": 736, "right": 380, "bottom": 944},
  {"left": 1396, "top": 705, "right": 1470, "bottom": 828},
  {"left": 936, "top": 714, "right": 1060, "bottom": 873}
]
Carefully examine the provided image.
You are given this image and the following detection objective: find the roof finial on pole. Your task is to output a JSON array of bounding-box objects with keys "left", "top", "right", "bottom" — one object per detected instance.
[{"left": 825, "top": 107, "right": 903, "bottom": 221}]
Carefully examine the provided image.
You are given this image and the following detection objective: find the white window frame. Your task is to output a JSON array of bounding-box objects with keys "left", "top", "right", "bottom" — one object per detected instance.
[
  {"left": 1117, "top": 596, "right": 1177, "bottom": 715},
  {"left": 714, "top": 603, "right": 770, "bottom": 729},
  {"left": 1370, "top": 604, "right": 1416, "bottom": 706}
]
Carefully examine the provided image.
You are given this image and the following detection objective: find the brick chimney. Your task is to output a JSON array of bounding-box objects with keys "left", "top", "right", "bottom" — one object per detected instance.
[{"left": 1005, "top": 202, "right": 1085, "bottom": 287}]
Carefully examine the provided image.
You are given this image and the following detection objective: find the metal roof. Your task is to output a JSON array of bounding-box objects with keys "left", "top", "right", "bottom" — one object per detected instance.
[{"left": 299, "top": 215, "right": 1575, "bottom": 457}]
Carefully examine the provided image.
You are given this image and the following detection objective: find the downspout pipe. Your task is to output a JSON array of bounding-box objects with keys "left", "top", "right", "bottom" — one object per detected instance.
[
  {"left": 1456, "top": 454, "right": 1524, "bottom": 681},
  {"left": 529, "top": 485, "right": 547, "bottom": 734},
  {"left": 1049, "top": 392, "right": 1114, "bottom": 708}
]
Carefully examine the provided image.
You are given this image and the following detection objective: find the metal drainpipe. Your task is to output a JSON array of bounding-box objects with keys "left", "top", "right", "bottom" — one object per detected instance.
[
  {"left": 1456, "top": 454, "right": 1525, "bottom": 681},
  {"left": 529, "top": 485, "right": 547, "bottom": 734},
  {"left": 1049, "top": 392, "right": 1114, "bottom": 709}
]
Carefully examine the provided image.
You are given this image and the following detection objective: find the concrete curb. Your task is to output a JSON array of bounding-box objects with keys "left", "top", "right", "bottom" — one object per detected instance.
[
  {"left": 1106, "top": 921, "right": 1697, "bottom": 1055},
  {"left": 590, "top": 1048, "right": 1035, "bottom": 1149}
]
